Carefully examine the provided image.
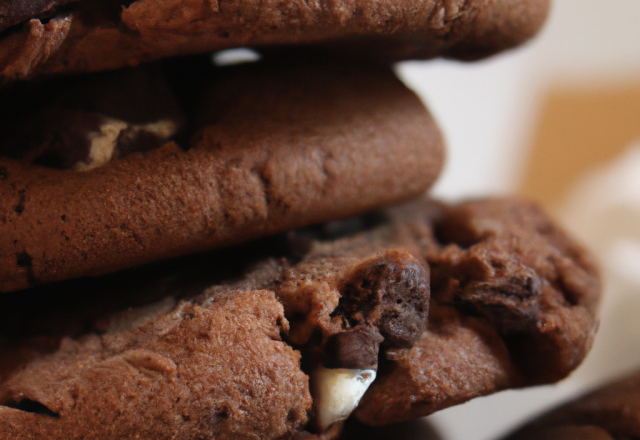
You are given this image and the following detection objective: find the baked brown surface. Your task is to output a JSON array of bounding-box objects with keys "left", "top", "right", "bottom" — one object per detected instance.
[
  {"left": 0, "top": 56, "right": 444, "bottom": 292},
  {"left": 0, "top": 290, "right": 313, "bottom": 439},
  {"left": 0, "top": 0, "right": 551, "bottom": 82},
  {"left": 354, "top": 199, "right": 601, "bottom": 425},
  {"left": 0, "top": 198, "right": 600, "bottom": 438},
  {"left": 503, "top": 371, "right": 640, "bottom": 440}
]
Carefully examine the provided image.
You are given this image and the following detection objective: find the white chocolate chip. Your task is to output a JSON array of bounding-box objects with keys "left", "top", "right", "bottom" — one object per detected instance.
[
  {"left": 74, "top": 119, "right": 178, "bottom": 171},
  {"left": 313, "top": 365, "right": 376, "bottom": 431},
  {"left": 75, "top": 119, "right": 127, "bottom": 171},
  {"left": 126, "top": 119, "right": 178, "bottom": 140}
]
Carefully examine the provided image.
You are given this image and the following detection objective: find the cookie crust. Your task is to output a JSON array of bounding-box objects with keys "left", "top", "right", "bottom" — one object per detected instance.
[{"left": 0, "top": 0, "right": 551, "bottom": 82}]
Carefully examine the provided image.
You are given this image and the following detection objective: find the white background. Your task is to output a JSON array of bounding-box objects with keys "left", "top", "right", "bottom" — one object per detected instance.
[
  {"left": 398, "top": 0, "right": 640, "bottom": 201},
  {"left": 396, "top": 1, "right": 640, "bottom": 439}
]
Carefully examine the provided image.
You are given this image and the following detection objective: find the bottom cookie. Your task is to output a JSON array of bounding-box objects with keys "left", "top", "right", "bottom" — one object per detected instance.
[
  {"left": 503, "top": 371, "right": 640, "bottom": 440},
  {"left": 0, "top": 198, "right": 600, "bottom": 438}
]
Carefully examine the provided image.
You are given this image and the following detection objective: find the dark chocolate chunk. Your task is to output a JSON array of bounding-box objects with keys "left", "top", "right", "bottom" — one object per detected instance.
[
  {"left": 337, "top": 251, "right": 430, "bottom": 348},
  {"left": 323, "top": 327, "right": 383, "bottom": 370},
  {"left": 0, "top": 63, "right": 185, "bottom": 170}
]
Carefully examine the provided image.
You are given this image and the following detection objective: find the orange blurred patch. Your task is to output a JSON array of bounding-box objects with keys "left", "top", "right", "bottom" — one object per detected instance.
[{"left": 519, "top": 83, "right": 640, "bottom": 209}]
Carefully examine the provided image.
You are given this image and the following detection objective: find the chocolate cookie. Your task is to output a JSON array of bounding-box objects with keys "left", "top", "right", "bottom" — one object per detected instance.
[
  {"left": 0, "top": 198, "right": 600, "bottom": 438},
  {"left": 0, "top": 56, "right": 444, "bottom": 292},
  {"left": 503, "top": 371, "right": 640, "bottom": 440},
  {"left": 0, "top": 0, "right": 551, "bottom": 82}
]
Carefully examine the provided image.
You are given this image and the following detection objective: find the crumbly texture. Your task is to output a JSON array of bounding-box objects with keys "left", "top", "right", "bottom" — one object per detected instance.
[
  {"left": 0, "top": 290, "right": 312, "bottom": 439},
  {"left": 0, "top": 198, "right": 600, "bottom": 437},
  {"left": 0, "top": 56, "right": 444, "bottom": 292},
  {"left": 0, "top": 0, "right": 77, "bottom": 32},
  {"left": 503, "top": 371, "right": 640, "bottom": 440},
  {"left": 0, "top": 0, "right": 550, "bottom": 82},
  {"left": 354, "top": 199, "right": 601, "bottom": 425}
]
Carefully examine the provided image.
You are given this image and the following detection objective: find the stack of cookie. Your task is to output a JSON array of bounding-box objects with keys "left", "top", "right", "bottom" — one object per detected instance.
[{"left": 0, "top": 1, "right": 601, "bottom": 439}]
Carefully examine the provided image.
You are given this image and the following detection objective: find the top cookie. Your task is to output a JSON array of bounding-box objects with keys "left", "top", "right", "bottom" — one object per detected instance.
[
  {"left": 0, "top": 197, "right": 600, "bottom": 439},
  {"left": 0, "top": 0, "right": 551, "bottom": 82}
]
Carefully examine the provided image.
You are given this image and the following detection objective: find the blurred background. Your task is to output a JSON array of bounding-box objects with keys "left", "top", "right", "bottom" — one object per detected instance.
[{"left": 395, "top": 1, "right": 640, "bottom": 438}]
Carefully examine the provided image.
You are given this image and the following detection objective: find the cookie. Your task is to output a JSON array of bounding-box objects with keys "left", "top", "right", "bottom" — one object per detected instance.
[
  {"left": 0, "top": 55, "right": 444, "bottom": 292},
  {"left": 0, "top": 197, "right": 600, "bottom": 438},
  {"left": 0, "top": 0, "right": 551, "bottom": 82},
  {"left": 503, "top": 371, "right": 640, "bottom": 440}
]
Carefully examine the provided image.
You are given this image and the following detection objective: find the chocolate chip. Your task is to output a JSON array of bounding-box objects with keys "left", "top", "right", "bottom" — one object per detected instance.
[
  {"left": 0, "top": 165, "right": 8, "bottom": 180},
  {"left": 0, "top": 65, "right": 185, "bottom": 170},
  {"left": 323, "top": 327, "right": 382, "bottom": 370},
  {"left": 336, "top": 250, "right": 430, "bottom": 348}
]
